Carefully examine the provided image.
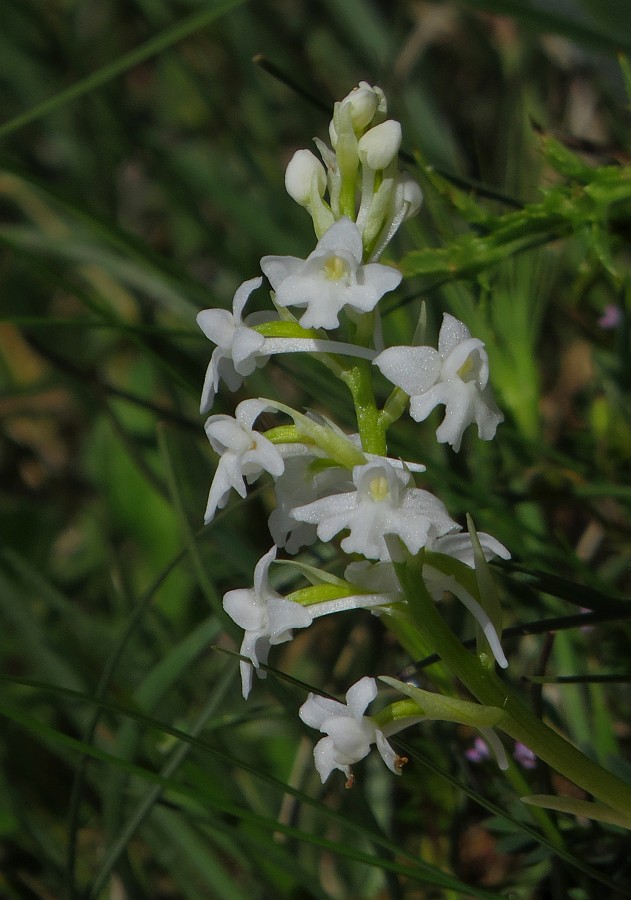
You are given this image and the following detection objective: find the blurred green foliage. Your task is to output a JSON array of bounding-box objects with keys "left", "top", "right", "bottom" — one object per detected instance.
[{"left": 1, "top": 0, "right": 631, "bottom": 897}]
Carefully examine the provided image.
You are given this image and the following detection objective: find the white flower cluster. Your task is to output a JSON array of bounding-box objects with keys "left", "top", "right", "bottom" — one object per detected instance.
[{"left": 195, "top": 83, "right": 509, "bottom": 785}]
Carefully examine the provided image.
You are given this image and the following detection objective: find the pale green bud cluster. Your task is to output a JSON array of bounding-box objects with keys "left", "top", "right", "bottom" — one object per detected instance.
[{"left": 285, "top": 81, "right": 422, "bottom": 261}]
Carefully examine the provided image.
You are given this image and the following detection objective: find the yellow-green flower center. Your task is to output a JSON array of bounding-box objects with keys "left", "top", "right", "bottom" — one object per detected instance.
[
  {"left": 324, "top": 255, "right": 347, "bottom": 281},
  {"left": 456, "top": 355, "right": 474, "bottom": 381},
  {"left": 369, "top": 475, "right": 389, "bottom": 502}
]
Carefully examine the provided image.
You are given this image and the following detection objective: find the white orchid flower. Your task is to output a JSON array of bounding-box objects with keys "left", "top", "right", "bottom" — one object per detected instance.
[
  {"left": 260, "top": 218, "right": 402, "bottom": 330},
  {"left": 291, "top": 458, "right": 458, "bottom": 561},
  {"left": 374, "top": 313, "right": 503, "bottom": 451},
  {"left": 223, "top": 546, "right": 314, "bottom": 699},
  {"left": 203, "top": 399, "right": 284, "bottom": 523},
  {"left": 197, "top": 277, "right": 274, "bottom": 414},
  {"left": 299, "top": 676, "right": 404, "bottom": 785}
]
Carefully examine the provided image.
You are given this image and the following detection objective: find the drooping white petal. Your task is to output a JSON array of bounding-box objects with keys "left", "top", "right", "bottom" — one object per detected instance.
[
  {"left": 197, "top": 277, "right": 271, "bottom": 413},
  {"left": 423, "top": 566, "right": 508, "bottom": 669}
]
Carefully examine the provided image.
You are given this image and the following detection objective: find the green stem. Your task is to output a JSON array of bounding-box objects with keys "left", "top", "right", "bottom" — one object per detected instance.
[
  {"left": 339, "top": 360, "right": 385, "bottom": 454},
  {"left": 398, "top": 557, "right": 631, "bottom": 819}
]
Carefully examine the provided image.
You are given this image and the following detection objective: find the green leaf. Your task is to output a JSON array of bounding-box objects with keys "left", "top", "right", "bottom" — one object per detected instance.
[
  {"left": 522, "top": 794, "right": 631, "bottom": 829},
  {"left": 0, "top": 0, "right": 248, "bottom": 139}
]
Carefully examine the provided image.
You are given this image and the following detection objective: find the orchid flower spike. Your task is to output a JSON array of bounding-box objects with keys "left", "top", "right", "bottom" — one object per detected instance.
[
  {"left": 203, "top": 399, "right": 284, "bottom": 523},
  {"left": 260, "top": 217, "right": 401, "bottom": 330},
  {"left": 299, "top": 676, "right": 405, "bottom": 785},
  {"left": 223, "top": 546, "right": 313, "bottom": 699},
  {"left": 374, "top": 313, "right": 503, "bottom": 451}
]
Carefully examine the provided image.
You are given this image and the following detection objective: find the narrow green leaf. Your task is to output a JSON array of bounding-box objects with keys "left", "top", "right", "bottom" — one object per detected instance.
[
  {"left": 0, "top": 0, "right": 248, "bottom": 139},
  {"left": 522, "top": 794, "right": 631, "bottom": 829}
]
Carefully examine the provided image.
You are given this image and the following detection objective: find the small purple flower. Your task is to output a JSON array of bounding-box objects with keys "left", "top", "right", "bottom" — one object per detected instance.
[
  {"left": 465, "top": 737, "right": 491, "bottom": 764},
  {"left": 513, "top": 742, "right": 537, "bottom": 769},
  {"left": 598, "top": 304, "right": 622, "bottom": 330}
]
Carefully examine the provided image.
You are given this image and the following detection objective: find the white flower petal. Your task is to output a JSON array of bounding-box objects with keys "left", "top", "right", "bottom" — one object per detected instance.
[
  {"left": 346, "top": 676, "right": 377, "bottom": 718},
  {"left": 299, "top": 693, "right": 345, "bottom": 730},
  {"left": 231, "top": 328, "right": 266, "bottom": 374},
  {"left": 313, "top": 736, "right": 349, "bottom": 782},
  {"left": 430, "top": 532, "right": 510, "bottom": 566},
  {"left": 223, "top": 588, "right": 265, "bottom": 631},
  {"left": 374, "top": 345, "right": 441, "bottom": 396},
  {"left": 375, "top": 730, "right": 402, "bottom": 774},
  {"left": 197, "top": 277, "right": 266, "bottom": 412},
  {"left": 316, "top": 216, "right": 363, "bottom": 262},
  {"left": 233, "top": 276, "right": 263, "bottom": 320},
  {"left": 267, "top": 597, "right": 313, "bottom": 643},
  {"left": 438, "top": 313, "right": 472, "bottom": 355},
  {"left": 197, "top": 308, "right": 234, "bottom": 346}
]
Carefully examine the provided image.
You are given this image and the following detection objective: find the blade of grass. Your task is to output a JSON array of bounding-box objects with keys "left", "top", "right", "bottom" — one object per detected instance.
[
  {"left": 89, "top": 662, "right": 238, "bottom": 900},
  {"left": 0, "top": 678, "right": 510, "bottom": 898},
  {"left": 456, "top": 0, "right": 631, "bottom": 55},
  {"left": 0, "top": 0, "right": 248, "bottom": 140}
]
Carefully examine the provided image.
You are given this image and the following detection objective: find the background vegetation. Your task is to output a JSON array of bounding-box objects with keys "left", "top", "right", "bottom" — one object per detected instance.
[{"left": 1, "top": 0, "right": 630, "bottom": 897}]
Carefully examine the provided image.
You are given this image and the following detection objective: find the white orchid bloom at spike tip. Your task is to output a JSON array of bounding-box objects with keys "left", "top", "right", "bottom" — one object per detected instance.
[
  {"left": 268, "top": 455, "right": 354, "bottom": 554},
  {"left": 299, "top": 676, "right": 404, "bottom": 785},
  {"left": 374, "top": 313, "right": 504, "bottom": 452},
  {"left": 203, "top": 398, "right": 284, "bottom": 524},
  {"left": 223, "top": 546, "right": 314, "bottom": 699},
  {"left": 292, "top": 458, "right": 458, "bottom": 562},
  {"left": 329, "top": 82, "right": 387, "bottom": 146},
  {"left": 260, "top": 217, "right": 402, "bottom": 330},
  {"left": 197, "top": 276, "right": 276, "bottom": 414}
]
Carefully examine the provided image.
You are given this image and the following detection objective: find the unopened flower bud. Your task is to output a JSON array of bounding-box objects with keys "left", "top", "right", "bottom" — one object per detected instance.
[
  {"left": 340, "top": 82, "right": 380, "bottom": 131},
  {"left": 396, "top": 172, "right": 423, "bottom": 219},
  {"left": 358, "top": 120, "right": 402, "bottom": 171},
  {"left": 285, "top": 149, "right": 327, "bottom": 207},
  {"left": 330, "top": 82, "right": 387, "bottom": 146}
]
